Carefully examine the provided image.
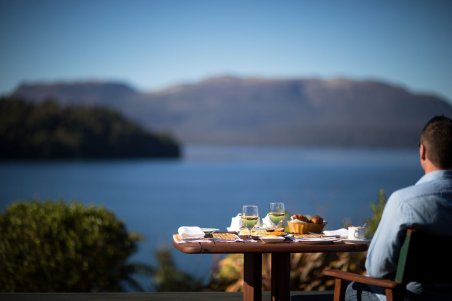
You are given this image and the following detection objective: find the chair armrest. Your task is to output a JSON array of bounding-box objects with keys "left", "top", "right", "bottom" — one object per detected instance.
[{"left": 324, "top": 269, "right": 399, "bottom": 289}]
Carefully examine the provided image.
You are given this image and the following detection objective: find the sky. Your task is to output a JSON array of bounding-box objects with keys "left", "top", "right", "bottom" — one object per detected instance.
[{"left": 1, "top": 0, "right": 452, "bottom": 102}]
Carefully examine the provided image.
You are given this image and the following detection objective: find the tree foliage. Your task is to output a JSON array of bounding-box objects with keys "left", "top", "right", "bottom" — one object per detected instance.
[
  {"left": 0, "top": 201, "right": 148, "bottom": 292},
  {"left": 0, "top": 97, "right": 180, "bottom": 159},
  {"left": 152, "top": 247, "right": 204, "bottom": 292},
  {"left": 365, "top": 188, "right": 387, "bottom": 238}
]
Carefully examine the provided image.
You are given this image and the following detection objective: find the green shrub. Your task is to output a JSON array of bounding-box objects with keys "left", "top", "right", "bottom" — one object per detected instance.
[
  {"left": 0, "top": 201, "right": 145, "bottom": 292},
  {"left": 365, "top": 188, "right": 387, "bottom": 238},
  {"left": 152, "top": 247, "right": 204, "bottom": 291}
]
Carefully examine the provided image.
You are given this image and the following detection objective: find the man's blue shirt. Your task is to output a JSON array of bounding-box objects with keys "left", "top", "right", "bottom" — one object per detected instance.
[{"left": 365, "top": 170, "right": 452, "bottom": 299}]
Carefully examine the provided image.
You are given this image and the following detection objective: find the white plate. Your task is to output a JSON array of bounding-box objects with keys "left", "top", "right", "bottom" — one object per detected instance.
[
  {"left": 296, "top": 237, "right": 338, "bottom": 244},
  {"left": 259, "top": 236, "right": 286, "bottom": 243},
  {"left": 200, "top": 228, "right": 220, "bottom": 233},
  {"left": 342, "top": 239, "right": 370, "bottom": 244},
  {"left": 180, "top": 236, "right": 206, "bottom": 241},
  {"left": 226, "top": 227, "right": 240, "bottom": 232}
]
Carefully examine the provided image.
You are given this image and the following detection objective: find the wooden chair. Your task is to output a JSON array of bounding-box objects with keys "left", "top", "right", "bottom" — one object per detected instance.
[{"left": 323, "top": 228, "right": 452, "bottom": 301}]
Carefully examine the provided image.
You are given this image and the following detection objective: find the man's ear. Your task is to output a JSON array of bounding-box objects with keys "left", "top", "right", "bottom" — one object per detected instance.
[{"left": 420, "top": 143, "right": 427, "bottom": 161}]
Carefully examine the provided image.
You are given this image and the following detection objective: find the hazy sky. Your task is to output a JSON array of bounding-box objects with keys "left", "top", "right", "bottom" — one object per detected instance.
[{"left": 1, "top": 0, "right": 452, "bottom": 102}]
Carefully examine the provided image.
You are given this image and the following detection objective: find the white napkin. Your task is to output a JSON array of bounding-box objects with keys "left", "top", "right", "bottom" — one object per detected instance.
[
  {"left": 262, "top": 214, "right": 276, "bottom": 228},
  {"left": 323, "top": 228, "right": 348, "bottom": 238},
  {"left": 178, "top": 226, "right": 205, "bottom": 239},
  {"left": 227, "top": 213, "right": 242, "bottom": 232}
]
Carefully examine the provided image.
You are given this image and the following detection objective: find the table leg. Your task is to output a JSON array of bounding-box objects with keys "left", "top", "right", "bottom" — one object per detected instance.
[
  {"left": 271, "top": 253, "right": 291, "bottom": 301},
  {"left": 243, "top": 253, "right": 262, "bottom": 301}
]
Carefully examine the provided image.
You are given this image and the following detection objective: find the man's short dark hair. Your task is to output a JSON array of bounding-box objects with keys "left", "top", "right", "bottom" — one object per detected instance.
[{"left": 420, "top": 115, "right": 452, "bottom": 169}]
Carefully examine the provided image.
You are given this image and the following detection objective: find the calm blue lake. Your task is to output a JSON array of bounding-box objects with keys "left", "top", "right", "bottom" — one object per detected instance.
[{"left": 0, "top": 145, "right": 422, "bottom": 290}]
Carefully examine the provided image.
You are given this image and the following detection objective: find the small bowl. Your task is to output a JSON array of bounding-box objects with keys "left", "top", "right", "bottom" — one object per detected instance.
[{"left": 287, "top": 221, "right": 326, "bottom": 234}]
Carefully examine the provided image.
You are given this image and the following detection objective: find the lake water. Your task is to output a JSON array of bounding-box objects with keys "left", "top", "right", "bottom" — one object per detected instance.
[{"left": 0, "top": 145, "right": 422, "bottom": 290}]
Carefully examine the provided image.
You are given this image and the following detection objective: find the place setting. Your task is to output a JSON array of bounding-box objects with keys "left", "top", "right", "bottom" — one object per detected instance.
[
  {"left": 175, "top": 202, "right": 289, "bottom": 244},
  {"left": 322, "top": 225, "right": 370, "bottom": 244},
  {"left": 232, "top": 202, "right": 292, "bottom": 243},
  {"left": 228, "top": 202, "right": 337, "bottom": 244},
  {"left": 174, "top": 202, "right": 370, "bottom": 245},
  {"left": 174, "top": 226, "right": 242, "bottom": 243},
  {"left": 341, "top": 225, "right": 370, "bottom": 244}
]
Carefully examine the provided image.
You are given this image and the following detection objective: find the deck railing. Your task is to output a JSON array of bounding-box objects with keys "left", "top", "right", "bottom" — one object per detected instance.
[{"left": 0, "top": 291, "right": 333, "bottom": 301}]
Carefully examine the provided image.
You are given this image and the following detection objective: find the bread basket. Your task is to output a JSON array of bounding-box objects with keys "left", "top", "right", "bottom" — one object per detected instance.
[{"left": 287, "top": 221, "right": 326, "bottom": 234}]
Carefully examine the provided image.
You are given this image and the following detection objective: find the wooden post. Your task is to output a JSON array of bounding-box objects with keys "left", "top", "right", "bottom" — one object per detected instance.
[
  {"left": 243, "top": 253, "right": 262, "bottom": 301},
  {"left": 271, "top": 253, "right": 291, "bottom": 301}
]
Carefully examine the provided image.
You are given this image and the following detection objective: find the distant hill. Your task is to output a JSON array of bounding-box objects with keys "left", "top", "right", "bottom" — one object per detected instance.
[
  {"left": 0, "top": 98, "right": 180, "bottom": 159},
  {"left": 12, "top": 76, "right": 452, "bottom": 147}
]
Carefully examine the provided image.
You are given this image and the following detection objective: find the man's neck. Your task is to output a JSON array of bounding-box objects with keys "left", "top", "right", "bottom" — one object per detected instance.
[{"left": 423, "top": 160, "right": 441, "bottom": 174}]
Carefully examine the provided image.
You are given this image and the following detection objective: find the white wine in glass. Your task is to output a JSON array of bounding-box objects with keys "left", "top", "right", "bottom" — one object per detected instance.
[
  {"left": 269, "top": 202, "right": 285, "bottom": 227},
  {"left": 241, "top": 205, "right": 259, "bottom": 239}
]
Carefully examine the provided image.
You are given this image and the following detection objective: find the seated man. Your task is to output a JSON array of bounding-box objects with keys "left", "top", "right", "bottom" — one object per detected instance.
[{"left": 345, "top": 115, "right": 452, "bottom": 301}]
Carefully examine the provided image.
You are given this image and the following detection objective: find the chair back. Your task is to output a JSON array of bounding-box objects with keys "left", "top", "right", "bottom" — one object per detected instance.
[{"left": 395, "top": 228, "right": 452, "bottom": 285}]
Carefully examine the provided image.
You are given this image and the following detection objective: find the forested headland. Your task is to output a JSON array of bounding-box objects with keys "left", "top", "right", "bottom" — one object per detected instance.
[{"left": 0, "top": 97, "right": 180, "bottom": 159}]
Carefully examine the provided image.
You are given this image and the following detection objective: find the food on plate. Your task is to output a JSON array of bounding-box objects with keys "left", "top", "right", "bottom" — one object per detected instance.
[
  {"left": 238, "top": 227, "right": 286, "bottom": 237},
  {"left": 263, "top": 229, "right": 286, "bottom": 236},
  {"left": 293, "top": 233, "right": 324, "bottom": 239},
  {"left": 239, "top": 227, "right": 266, "bottom": 236},
  {"left": 266, "top": 227, "right": 285, "bottom": 232},
  {"left": 213, "top": 232, "right": 240, "bottom": 241}
]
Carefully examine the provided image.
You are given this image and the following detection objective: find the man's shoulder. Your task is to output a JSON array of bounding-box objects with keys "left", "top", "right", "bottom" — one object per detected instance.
[
  {"left": 392, "top": 172, "right": 452, "bottom": 200},
  {"left": 389, "top": 179, "right": 452, "bottom": 213},
  {"left": 391, "top": 184, "right": 422, "bottom": 201}
]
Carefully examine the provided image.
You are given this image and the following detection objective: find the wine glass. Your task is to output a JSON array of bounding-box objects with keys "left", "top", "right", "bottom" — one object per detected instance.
[
  {"left": 241, "top": 205, "right": 259, "bottom": 239},
  {"left": 269, "top": 202, "right": 285, "bottom": 228}
]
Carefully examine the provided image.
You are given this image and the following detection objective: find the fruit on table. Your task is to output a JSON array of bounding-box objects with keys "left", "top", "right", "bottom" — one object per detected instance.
[
  {"left": 291, "top": 214, "right": 324, "bottom": 224},
  {"left": 310, "top": 215, "right": 324, "bottom": 224},
  {"left": 291, "top": 214, "right": 309, "bottom": 222}
]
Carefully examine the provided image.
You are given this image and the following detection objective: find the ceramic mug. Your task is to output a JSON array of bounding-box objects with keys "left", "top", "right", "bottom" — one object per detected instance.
[{"left": 348, "top": 226, "right": 366, "bottom": 240}]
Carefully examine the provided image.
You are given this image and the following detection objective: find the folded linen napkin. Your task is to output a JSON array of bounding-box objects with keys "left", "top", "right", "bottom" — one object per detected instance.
[
  {"left": 227, "top": 213, "right": 242, "bottom": 232},
  {"left": 173, "top": 234, "right": 213, "bottom": 244},
  {"left": 323, "top": 228, "right": 348, "bottom": 238},
  {"left": 262, "top": 214, "right": 276, "bottom": 228},
  {"left": 178, "top": 226, "right": 205, "bottom": 240}
]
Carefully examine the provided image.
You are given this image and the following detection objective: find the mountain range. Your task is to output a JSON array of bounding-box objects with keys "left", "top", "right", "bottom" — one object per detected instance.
[{"left": 11, "top": 76, "right": 452, "bottom": 148}]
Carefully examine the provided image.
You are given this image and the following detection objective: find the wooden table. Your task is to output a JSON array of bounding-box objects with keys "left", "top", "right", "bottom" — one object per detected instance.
[{"left": 173, "top": 236, "right": 368, "bottom": 301}]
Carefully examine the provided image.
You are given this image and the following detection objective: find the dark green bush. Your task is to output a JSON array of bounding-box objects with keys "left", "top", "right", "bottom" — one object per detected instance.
[
  {"left": 0, "top": 201, "right": 145, "bottom": 292},
  {"left": 152, "top": 247, "right": 204, "bottom": 292}
]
